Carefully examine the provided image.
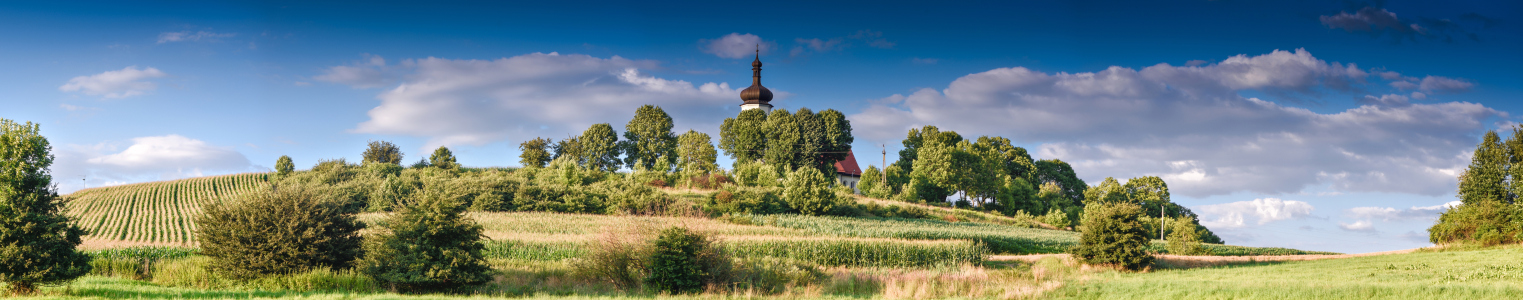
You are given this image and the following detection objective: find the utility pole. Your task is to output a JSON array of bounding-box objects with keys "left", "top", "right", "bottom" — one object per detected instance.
[
  {"left": 881, "top": 144, "right": 886, "bottom": 184},
  {"left": 1160, "top": 202, "right": 1166, "bottom": 242},
  {"left": 81, "top": 175, "right": 86, "bottom": 191}
]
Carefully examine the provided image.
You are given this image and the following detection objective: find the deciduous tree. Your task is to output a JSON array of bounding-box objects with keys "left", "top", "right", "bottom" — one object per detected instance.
[
  {"left": 362, "top": 140, "right": 404, "bottom": 165},
  {"left": 519, "top": 138, "right": 552, "bottom": 168},
  {"left": 623, "top": 105, "right": 678, "bottom": 171}
]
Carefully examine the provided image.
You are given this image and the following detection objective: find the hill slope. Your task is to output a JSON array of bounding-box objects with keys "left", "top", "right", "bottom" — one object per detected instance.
[{"left": 63, "top": 173, "right": 269, "bottom": 248}]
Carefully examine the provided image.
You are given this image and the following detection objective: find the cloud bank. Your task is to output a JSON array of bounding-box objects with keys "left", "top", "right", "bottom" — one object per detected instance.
[
  {"left": 1195, "top": 198, "right": 1316, "bottom": 229},
  {"left": 52, "top": 135, "right": 258, "bottom": 193},
  {"left": 849, "top": 49, "right": 1498, "bottom": 197}
]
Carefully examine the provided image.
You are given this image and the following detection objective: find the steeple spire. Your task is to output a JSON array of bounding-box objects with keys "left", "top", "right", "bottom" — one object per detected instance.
[{"left": 739, "top": 44, "right": 774, "bottom": 111}]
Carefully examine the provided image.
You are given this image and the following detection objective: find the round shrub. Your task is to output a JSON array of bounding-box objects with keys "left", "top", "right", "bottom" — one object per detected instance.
[
  {"left": 1166, "top": 216, "right": 1208, "bottom": 255},
  {"left": 196, "top": 186, "right": 365, "bottom": 280},
  {"left": 783, "top": 167, "right": 840, "bottom": 216},
  {"left": 1069, "top": 202, "right": 1153, "bottom": 271},
  {"left": 644, "top": 226, "right": 729, "bottom": 294},
  {"left": 359, "top": 194, "right": 492, "bottom": 293}
]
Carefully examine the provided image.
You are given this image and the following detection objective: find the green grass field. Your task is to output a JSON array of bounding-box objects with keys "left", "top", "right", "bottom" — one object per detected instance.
[{"left": 1047, "top": 246, "right": 1523, "bottom": 299}]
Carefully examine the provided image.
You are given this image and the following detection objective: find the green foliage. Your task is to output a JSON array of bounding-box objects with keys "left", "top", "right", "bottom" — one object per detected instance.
[
  {"left": 783, "top": 166, "right": 841, "bottom": 216},
  {"left": 1430, "top": 201, "right": 1523, "bottom": 246},
  {"left": 518, "top": 137, "right": 553, "bottom": 168},
  {"left": 644, "top": 226, "right": 728, "bottom": 294},
  {"left": 581, "top": 123, "right": 623, "bottom": 172},
  {"left": 762, "top": 109, "right": 800, "bottom": 172},
  {"left": 719, "top": 108, "right": 769, "bottom": 163},
  {"left": 361, "top": 140, "right": 404, "bottom": 165},
  {"left": 1167, "top": 216, "right": 1208, "bottom": 255},
  {"left": 623, "top": 105, "right": 679, "bottom": 171},
  {"left": 1036, "top": 159, "right": 1087, "bottom": 208},
  {"left": 1043, "top": 208, "right": 1073, "bottom": 230},
  {"left": 429, "top": 146, "right": 458, "bottom": 170},
  {"left": 731, "top": 159, "right": 783, "bottom": 187},
  {"left": 0, "top": 119, "right": 91, "bottom": 294},
  {"left": 725, "top": 238, "right": 985, "bottom": 269},
  {"left": 910, "top": 143, "right": 958, "bottom": 202},
  {"left": 704, "top": 185, "right": 789, "bottom": 215},
  {"left": 196, "top": 186, "right": 365, "bottom": 280},
  {"left": 359, "top": 193, "right": 492, "bottom": 292},
  {"left": 275, "top": 155, "right": 295, "bottom": 176},
  {"left": 893, "top": 125, "right": 962, "bottom": 174},
  {"left": 1070, "top": 202, "right": 1153, "bottom": 270},
  {"left": 858, "top": 166, "right": 891, "bottom": 198},
  {"left": 1460, "top": 131, "right": 1510, "bottom": 205},
  {"left": 676, "top": 130, "right": 718, "bottom": 174}
]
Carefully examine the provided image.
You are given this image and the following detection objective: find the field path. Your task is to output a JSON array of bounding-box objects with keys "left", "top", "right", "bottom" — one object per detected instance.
[{"left": 990, "top": 248, "right": 1421, "bottom": 268}]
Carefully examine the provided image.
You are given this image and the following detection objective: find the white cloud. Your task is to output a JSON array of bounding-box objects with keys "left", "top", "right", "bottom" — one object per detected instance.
[
  {"left": 58, "top": 66, "right": 169, "bottom": 99},
  {"left": 1358, "top": 94, "right": 1410, "bottom": 107},
  {"left": 1346, "top": 201, "right": 1460, "bottom": 221},
  {"left": 157, "top": 30, "right": 236, "bottom": 43},
  {"left": 849, "top": 49, "right": 1500, "bottom": 197},
  {"left": 1320, "top": 7, "right": 1411, "bottom": 33},
  {"left": 343, "top": 52, "right": 743, "bottom": 150},
  {"left": 50, "top": 135, "right": 257, "bottom": 194},
  {"left": 315, "top": 54, "right": 399, "bottom": 88},
  {"left": 1418, "top": 76, "right": 1475, "bottom": 93},
  {"left": 701, "top": 33, "right": 773, "bottom": 59},
  {"left": 1195, "top": 198, "right": 1315, "bottom": 229},
  {"left": 1339, "top": 220, "right": 1377, "bottom": 232}
]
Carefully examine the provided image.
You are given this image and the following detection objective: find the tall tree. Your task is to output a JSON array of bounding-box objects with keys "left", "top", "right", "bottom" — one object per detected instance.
[
  {"left": 676, "top": 130, "right": 718, "bottom": 174},
  {"left": 910, "top": 143, "right": 958, "bottom": 202},
  {"left": 429, "top": 146, "right": 458, "bottom": 170},
  {"left": 814, "top": 109, "right": 854, "bottom": 175},
  {"left": 1458, "top": 130, "right": 1509, "bottom": 205},
  {"left": 718, "top": 109, "right": 769, "bottom": 164},
  {"left": 1123, "top": 176, "right": 1173, "bottom": 217},
  {"left": 893, "top": 125, "right": 962, "bottom": 174},
  {"left": 518, "top": 137, "right": 552, "bottom": 168},
  {"left": 1083, "top": 177, "right": 1126, "bottom": 207},
  {"left": 0, "top": 119, "right": 91, "bottom": 294},
  {"left": 551, "top": 135, "right": 584, "bottom": 164},
  {"left": 623, "top": 105, "right": 678, "bottom": 171},
  {"left": 1035, "top": 159, "right": 1087, "bottom": 208},
  {"left": 581, "top": 123, "right": 622, "bottom": 172},
  {"left": 763, "top": 109, "right": 801, "bottom": 171},
  {"left": 362, "top": 140, "right": 404, "bottom": 165}
]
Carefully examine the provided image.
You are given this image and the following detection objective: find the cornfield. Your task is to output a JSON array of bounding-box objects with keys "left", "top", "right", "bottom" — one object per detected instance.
[{"left": 63, "top": 173, "right": 269, "bottom": 246}]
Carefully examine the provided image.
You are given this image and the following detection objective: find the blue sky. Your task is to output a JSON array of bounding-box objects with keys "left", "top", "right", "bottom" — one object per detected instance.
[{"left": 4, "top": 0, "right": 1521, "bottom": 253}]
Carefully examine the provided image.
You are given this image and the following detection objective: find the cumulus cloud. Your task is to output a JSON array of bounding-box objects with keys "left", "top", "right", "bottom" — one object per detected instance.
[
  {"left": 1418, "top": 76, "right": 1475, "bottom": 93},
  {"left": 342, "top": 52, "right": 743, "bottom": 149},
  {"left": 701, "top": 33, "right": 773, "bottom": 59},
  {"left": 51, "top": 135, "right": 257, "bottom": 194},
  {"left": 157, "top": 30, "right": 236, "bottom": 43},
  {"left": 850, "top": 49, "right": 1499, "bottom": 197},
  {"left": 1339, "top": 220, "right": 1377, "bottom": 232},
  {"left": 1195, "top": 198, "right": 1315, "bottom": 229},
  {"left": 58, "top": 66, "right": 169, "bottom": 99},
  {"left": 1358, "top": 94, "right": 1410, "bottom": 107}
]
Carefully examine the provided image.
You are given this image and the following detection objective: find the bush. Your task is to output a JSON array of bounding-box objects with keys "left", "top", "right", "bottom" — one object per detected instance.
[
  {"left": 727, "top": 257, "right": 823, "bottom": 294},
  {"left": 704, "top": 185, "right": 789, "bottom": 215},
  {"left": 1042, "top": 208, "right": 1072, "bottom": 230},
  {"left": 1429, "top": 202, "right": 1523, "bottom": 246},
  {"left": 1167, "top": 216, "right": 1208, "bottom": 255},
  {"left": 1069, "top": 202, "right": 1153, "bottom": 271},
  {"left": 429, "top": 146, "right": 459, "bottom": 170},
  {"left": 783, "top": 167, "right": 842, "bottom": 216},
  {"left": 359, "top": 193, "right": 492, "bottom": 293},
  {"left": 197, "top": 186, "right": 365, "bottom": 280},
  {"left": 575, "top": 226, "right": 651, "bottom": 290},
  {"left": 645, "top": 226, "right": 729, "bottom": 294},
  {"left": 0, "top": 119, "right": 92, "bottom": 295},
  {"left": 275, "top": 155, "right": 295, "bottom": 176}
]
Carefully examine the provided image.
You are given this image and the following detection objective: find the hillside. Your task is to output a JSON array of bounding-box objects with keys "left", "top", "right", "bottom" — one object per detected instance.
[
  {"left": 62, "top": 173, "right": 270, "bottom": 248},
  {"left": 61, "top": 172, "right": 1330, "bottom": 257}
]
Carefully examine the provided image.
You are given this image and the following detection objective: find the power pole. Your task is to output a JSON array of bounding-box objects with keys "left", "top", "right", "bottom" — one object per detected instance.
[
  {"left": 881, "top": 144, "right": 886, "bottom": 184},
  {"left": 1160, "top": 202, "right": 1166, "bottom": 242}
]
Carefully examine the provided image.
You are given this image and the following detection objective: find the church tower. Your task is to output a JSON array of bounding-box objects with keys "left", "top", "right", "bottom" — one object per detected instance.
[{"left": 739, "top": 48, "right": 774, "bottom": 112}]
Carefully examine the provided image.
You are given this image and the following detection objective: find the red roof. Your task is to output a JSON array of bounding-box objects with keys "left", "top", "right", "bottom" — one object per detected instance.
[{"left": 834, "top": 150, "right": 862, "bottom": 177}]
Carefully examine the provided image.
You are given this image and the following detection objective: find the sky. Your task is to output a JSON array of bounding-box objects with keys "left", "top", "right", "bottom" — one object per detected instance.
[{"left": 3, "top": 0, "right": 1521, "bottom": 254}]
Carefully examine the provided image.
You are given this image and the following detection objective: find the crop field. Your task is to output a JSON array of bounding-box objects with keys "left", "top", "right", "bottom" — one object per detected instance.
[{"left": 63, "top": 173, "right": 269, "bottom": 248}]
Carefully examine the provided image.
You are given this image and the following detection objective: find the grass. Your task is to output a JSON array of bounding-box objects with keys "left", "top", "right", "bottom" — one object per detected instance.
[{"left": 1047, "top": 245, "right": 1523, "bottom": 299}]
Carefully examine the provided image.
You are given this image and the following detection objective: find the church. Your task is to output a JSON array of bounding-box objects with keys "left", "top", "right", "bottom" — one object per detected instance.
[{"left": 738, "top": 50, "right": 864, "bottom": 192}]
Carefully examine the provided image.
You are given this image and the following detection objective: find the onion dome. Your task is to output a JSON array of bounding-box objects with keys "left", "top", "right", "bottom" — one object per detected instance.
[{"left": 740, "top": 49, "right": 773, "bottom": 104}]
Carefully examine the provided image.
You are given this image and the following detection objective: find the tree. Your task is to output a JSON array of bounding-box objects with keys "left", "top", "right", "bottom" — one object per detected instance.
[
  {"left": 197, "top": 186, "right": 365, "bottom": 279},
  {"left": 816, "top": 109, "right": 854, "bottom": 174},
  {"left": 858, "top": 166, "right": 888, "bottom": 198},
  {"left": 275, "top": 155, "right": 295, "bottom": 176},
  {"left": 362, "top": 140, "right": 404, "bottom": 165},
  {"left": 360, "top": 193, "right": 492, "bottom": 292},
  {"left": 763, "top": 110, "right": 801, "bottom": 172},
  {"left": 552, "top": 136, "right": 584, "bottom": 163},
  {"left": 429, "top": 146, "right": 458, "bottom": 170},
  {"left": 582, "top": 123, "right": 622, "bottom": 172},
  {"left": 1083, "top": 177, "right": 1126, "bottom": 207},
  {"left": 623, "top": 105, "right": 678, "bottom": 171},
  {"left": 718, "top": 109, "right": 769, "bottom": 164},
  {"left": 910, "top": 143, "right": 958, "bottom": 202},
  {"left": 0, "top": 119, "right": 91, "bottom": 295},
  {"left": 676, "top": 130, "right": 718, "bottom": 174},
  {"left": 1069, "top": 202, "right": 1153, "bottom": 271},
  {"left": 1167, "top": 216, "right": 1207, "bottom": 255},
  {"left": 1124, "top": 176, "right": 1173, "bottom": 218},
  {"left": 893, "top": 125, "right": 962, "bottom": 174},
  {"left": 1035, "top": 159, "right": 1087, "bottom": 208},
  {"left": 783, "top": 166, "right": 839, "bottom": 215},
  {"left": 1459, "top": 131, "right": 1509, "bottom": 206},
  {"left": 519, "top": 138, "right": 552, "bottom": 168}
]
